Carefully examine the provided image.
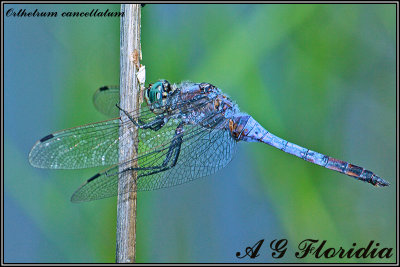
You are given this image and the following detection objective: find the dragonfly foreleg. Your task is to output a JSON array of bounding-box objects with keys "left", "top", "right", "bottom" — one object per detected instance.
[{"left": 116, "top": 103, "right": 167, "bottom": 130}]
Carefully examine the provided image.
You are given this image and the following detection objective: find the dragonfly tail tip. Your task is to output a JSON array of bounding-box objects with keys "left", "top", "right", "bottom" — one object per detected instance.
[{"left": 373, "top": 175, "right": 390, "bottom": 187}]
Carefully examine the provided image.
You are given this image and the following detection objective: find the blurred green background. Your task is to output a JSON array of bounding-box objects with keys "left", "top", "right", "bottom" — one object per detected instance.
[{"left": 4, "top": 3, "right": 396, "bottom": 263}]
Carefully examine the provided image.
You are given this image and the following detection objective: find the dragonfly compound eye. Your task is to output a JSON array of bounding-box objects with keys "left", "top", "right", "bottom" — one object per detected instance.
[{"left": 147, "top": 81, "right": 164, "bottom": 104}]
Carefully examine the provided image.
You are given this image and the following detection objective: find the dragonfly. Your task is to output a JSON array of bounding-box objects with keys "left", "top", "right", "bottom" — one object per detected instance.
[{"left": 29, "top": 80, "right": 389, "bottom": 202}]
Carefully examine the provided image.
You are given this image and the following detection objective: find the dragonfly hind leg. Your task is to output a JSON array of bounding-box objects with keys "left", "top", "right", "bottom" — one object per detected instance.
[{"left": 114, "top": 122, "right": 184, "bottom": 179}]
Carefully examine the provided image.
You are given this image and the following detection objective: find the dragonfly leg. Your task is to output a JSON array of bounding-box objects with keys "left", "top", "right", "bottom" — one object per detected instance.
[
  {"left": 116, "top": 103, "right": 166, "bottom": 130},
  {"left": 110, "top": 122, "right": 184, "bottom": 178}
]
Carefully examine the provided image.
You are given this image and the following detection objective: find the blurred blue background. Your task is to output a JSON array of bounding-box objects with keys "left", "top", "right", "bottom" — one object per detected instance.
[{"left": 4, "top": 3, "right": 396, "bottom": 263}]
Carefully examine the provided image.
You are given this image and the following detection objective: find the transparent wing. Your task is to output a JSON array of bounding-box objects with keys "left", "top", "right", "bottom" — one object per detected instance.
[
  {"left": 29, "top": 118, "right": 120, "bottom": 169},
  {"left": 71, "top": 116, "right": 237, "bottom": 202},
  {"left": 93, "top": 86, "right": 120, "bottom": 117},
  {"left": 29, "top": 91, "right": 217, "bottom": 170}
]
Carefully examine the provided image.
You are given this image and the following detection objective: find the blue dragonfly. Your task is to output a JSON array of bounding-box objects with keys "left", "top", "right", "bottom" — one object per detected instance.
[{"left": 29, "top": 80, "right": 389, "bottom": 202}]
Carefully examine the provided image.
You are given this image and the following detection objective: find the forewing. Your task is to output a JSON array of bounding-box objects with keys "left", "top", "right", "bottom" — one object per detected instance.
[
  {"left": 29, "top": 118, "right": 121, "bottom": 169},
  {"left": 29, "top": 91, "right": 216, "bottom": 170}
]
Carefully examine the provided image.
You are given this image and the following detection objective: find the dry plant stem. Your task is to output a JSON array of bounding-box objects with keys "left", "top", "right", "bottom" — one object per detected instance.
[{"left": 116, "top": 4, "right": 141, "bottom": 263}]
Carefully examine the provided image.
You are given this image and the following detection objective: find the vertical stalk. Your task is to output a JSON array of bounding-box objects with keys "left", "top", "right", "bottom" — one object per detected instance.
[{"left": 116, "top": 4, "right": 141, "bottom": 263}]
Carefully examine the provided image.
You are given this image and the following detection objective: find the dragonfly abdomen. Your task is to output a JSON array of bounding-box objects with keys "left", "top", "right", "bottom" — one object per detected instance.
[
  {"left": 323, "top": 158, "right": 389, "bottom": 187},
  {"left": 230, "top": 115, "right": 389, "bottom": 187}
]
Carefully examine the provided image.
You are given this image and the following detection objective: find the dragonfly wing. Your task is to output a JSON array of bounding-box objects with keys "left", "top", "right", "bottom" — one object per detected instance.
[
  {"left": 29, "top": 90, "right": 216, "bottom": 170},
  {"left": 29, "top": 118, "right": 121, "bottom": 169},
  {"left": 137, "top": 119, "right": 237, "bottom": 190},
  {"left": 156, "top": 122, "right": 237, "bottom": 187},
  {"left": 71, "top": 116, "right": 237, "bottom": 202},
  {"left": 93, "top": 86, "right": 120, "bottom": 117}
]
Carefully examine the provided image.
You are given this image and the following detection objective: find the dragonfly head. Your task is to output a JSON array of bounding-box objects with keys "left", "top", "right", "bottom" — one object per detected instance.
[{"left": 145, "top": 80, "right": 172, "bottom": 114}]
